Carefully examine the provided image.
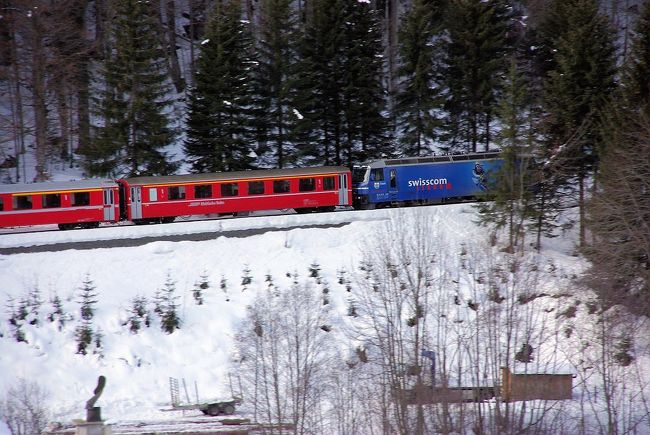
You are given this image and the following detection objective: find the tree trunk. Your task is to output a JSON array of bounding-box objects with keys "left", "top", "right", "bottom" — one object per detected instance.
[
  {"left": 385, "top": 0, "right": 399, "bottom": 99},
  {"left": 163, "top": 0, "right": 185, "bottom": 93},
  {"left": 5, "top": 7, "right": 26, "bottom": 182},
  {"left": 30, "top": 11, "right": 49, "bottom": 181},
  {"left": 77, "top": 55, "right": 91, "bottom": 157}
]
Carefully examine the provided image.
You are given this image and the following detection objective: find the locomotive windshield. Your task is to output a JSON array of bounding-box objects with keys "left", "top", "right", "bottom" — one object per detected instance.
[{"left": 352, "top": 166, "right": 370, "bottom": 184}]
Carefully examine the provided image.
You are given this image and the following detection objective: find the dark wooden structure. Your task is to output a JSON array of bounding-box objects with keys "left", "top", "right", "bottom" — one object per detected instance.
[{"left": 500, "top": 367, "right": 573, "bottom": 402}]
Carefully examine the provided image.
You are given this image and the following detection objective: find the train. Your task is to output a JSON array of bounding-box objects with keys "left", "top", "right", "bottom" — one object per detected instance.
[{"left": 0, "top": 152, "right": 502, "bottom": 231}]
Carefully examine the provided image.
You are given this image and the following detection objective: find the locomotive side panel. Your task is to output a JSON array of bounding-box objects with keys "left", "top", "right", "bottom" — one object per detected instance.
[
  {"left": 393, "top": 159, "right": 503, "bottom": 202},
  {"left": 352, "top": 153, "right": 503, "bottom": 208}
]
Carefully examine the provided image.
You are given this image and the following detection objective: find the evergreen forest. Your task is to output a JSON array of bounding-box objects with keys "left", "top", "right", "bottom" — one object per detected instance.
[{"left": 0, "top": 0, "right": 650, "bottom": 315}]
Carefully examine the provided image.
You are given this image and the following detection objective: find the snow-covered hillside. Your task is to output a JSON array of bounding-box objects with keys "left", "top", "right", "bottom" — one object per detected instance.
[{"left": 0, "top": 205, "right": 648, "bottom": 434}]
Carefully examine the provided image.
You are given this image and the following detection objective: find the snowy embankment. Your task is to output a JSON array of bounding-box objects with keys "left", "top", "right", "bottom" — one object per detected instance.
[
  {"left": 0, "top": 207, "right": 420, "bottom": 422},
  {"left": 0, "top": 204, "right": 646, "bottom": 433}
]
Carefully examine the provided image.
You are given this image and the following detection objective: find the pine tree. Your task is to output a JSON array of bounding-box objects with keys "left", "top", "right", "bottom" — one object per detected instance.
[
  {"left": 255, "top": 0, "right": 300, "bottom": 168},
  {"left": 581, "top": 0, "right": 650, "bottom": 314},
  {"left": 621, "top": 0, "right": 650, "bottom": 116},
  {"left": 221, "top": 275, "right": 230, "bottom": 301},
  {"left": 475, "top": 60, "right": 537, "bottom": 252},
  {"left": 241, "top": 266, "right": 253, "bottom": 292},
  {"left": 159, "top": 274, "right": 180, "bottom": 334},
  {"left": 293, "top": 0, "right": 347, "bottom": 165},
  {"left": 48, "top": 294, "right": 67, "bottom": 331},
  {"left": 84, "top": 0, "right": 178, "bottom": 177},
  {"left": 124, "top": 296, "right": 151, "bottom": 333},
  {"left": 184, "top": 0, "right": 257, "bottom": 173},
  {"left": 6, "top": 297, "right": 26, "bottom": 343},
  {"left": 192, "top": 272, "right": 210, "bottom": 305},
  {"left": 442, "top": 0, "right": 513, "bottom": 152},
  {"left": 75, "top": 275, "right": 98, "bottom": 355},
  {"left": 26, "top": 285, "right": 42, "bottom": 326},
  {"left": 341, "top": 0, "right": 390, "bottom": 162},
  {"left": 395, "top": 0, "right": 444, "bottom": 156},
  {"left": 541, "top": 0, "right": 617, "bottom": 246},
  {"left": 583, "top": 109, "right": 650, "bottom": 316},
  {"left": 294, "top": 0, "right": 388, "bottom": 165}
]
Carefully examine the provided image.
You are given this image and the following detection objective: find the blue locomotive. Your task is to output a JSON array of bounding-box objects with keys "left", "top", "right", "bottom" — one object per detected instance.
[{"left": 351, "top": 151, "right": 503, "bottom": 209}]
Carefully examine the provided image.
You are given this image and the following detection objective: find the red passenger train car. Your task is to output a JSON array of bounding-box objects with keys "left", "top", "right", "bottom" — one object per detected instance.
[
  {"left": 118, "top": 166, "right": 351, "bottom": 224},
  {"left": 0, "top": 180, "right": 120, "bottom": 230},
  {"left": 0, "top": 166, "right": 352, "bottom": 230}
]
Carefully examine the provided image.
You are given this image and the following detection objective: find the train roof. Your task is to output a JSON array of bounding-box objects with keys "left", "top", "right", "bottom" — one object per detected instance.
[
  {"left": 0, "top": 179, "right": 117, "bottom": 195},
  {"left": 121, "top": 166, "right": 350, "bottom": 186},
  {"left": 362, "top": 151, "right": 501, "bottom": 169}
]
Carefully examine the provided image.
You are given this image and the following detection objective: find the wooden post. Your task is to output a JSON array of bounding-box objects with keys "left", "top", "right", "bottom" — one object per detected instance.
[{"left": 501, "top": 367, "right": 511, "bottom": 402}]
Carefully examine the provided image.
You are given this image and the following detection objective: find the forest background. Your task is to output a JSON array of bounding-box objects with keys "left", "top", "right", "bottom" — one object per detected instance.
[
  {"left": 1, "top": 1, "right": 650, "bottom": 434},
  {"left": 1, "top": 0, "right": 649, "bottom": 320}
]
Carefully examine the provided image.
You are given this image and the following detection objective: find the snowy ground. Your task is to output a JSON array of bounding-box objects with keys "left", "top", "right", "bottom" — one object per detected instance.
[
  {"left": 0, "top": 207, "right": 474, "bottom": 426},
  {"left": 0, "top": 203, "right": 642, "bottom": 434}
]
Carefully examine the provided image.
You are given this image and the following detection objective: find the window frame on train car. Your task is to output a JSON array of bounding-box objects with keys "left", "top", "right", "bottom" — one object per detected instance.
[
  {"left": 323, "top": 176, "right": 336, "bottom": 190},
  {"left": 221, "top": 182, "right": 239, "bottom": 197},
  {"left": 194, "top": 184, "right": 213, "bottom": 199},
  {"left": 13, "top": 195, "right": 33, "bottom": 210},
  {"left": 273, "top": 179, "right": 291, "bottom": 194},
  {"left": 42, "top": 193, "right": 61, "bottom": 208},
  {"left": 72, "top": 191, "right": 90, "bottom": 206},
  {"left": 352, "top": 167, "right": 369, "bottom": 183},
  {"left": 371, "top": 168, "right": 384, "bottom": 182},
  {"left": 298, "top": 178, "right": 316, "bottom": 192},
  {"left": 149, "top": 188, "right": 158, "bottom": 202},
  {"left": 168, "top": 186, "right": 186, "bottom": 200},
  {"left": 248, "top": 181, "right": 265, "bottom": 195}
]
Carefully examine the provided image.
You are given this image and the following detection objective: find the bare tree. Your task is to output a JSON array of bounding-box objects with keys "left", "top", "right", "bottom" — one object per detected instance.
[
  {"left": 0, "top": 378, "right": 50, "bottom": 435},
  {"left": 564, "top": 303, "right": 650, "bottom": 435},
  {"left": 349, "top": 210, "right": 443, "bottom": 435},
  {"left": 347, "top": 210, "right": 575, "bottom": 434},
  {"left": 233, "top": 277, "right": 335, "bottom": 433}
]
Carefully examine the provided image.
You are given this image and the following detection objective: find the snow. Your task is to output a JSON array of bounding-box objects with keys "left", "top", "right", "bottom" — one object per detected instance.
[
  {"left": 292, "top": 108, "right": 304, "bottom": 120},
  {"left": 0, "top": 204, "right": 648, "bottom": 433},
  {"left": 0, "top": 207, "right": 420, "bottom": 426}
]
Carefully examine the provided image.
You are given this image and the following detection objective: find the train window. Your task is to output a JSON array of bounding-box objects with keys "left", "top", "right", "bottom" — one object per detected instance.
[
  {"left": 72, "top": 191, "right": 90, "bottom": 206},
  {"left": 13, "top": 195, "right": 33, "bottom": 210},
  {"left": 169, "top": 186, "right": 186, "bottom": 200},
  {"left": 248, "top": 181, "right": 264, "bottom": 195},
  {"left": 195, "top": 184, "right": 212, "bottom": 199},
  {"left": 0, "top": 197, "right": 3, "bottom": 211},
  {"left": 221, "top": 183, "right": 239, "bottom": 197},
  {"left": 299, "top": 178, "right": 315, "bottom": 192},
  {"left": 43, "top": 193, "right": 61, "bottom": 208},
  {"left": 323, "top": 177, "right": 335, "bottom": 190},
  {"left": 149, "top": 188, "right": 158, "bottom": 202},
  {"left": 371, "top": 168, "right": 384, "bottom": 182},
  {"left": 273, "top": 179, "right": 291, "bottom": 194}
]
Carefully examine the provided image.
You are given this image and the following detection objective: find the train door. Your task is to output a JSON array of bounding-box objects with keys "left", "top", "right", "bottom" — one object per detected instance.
[
  {"left": 130, "top": 186, "right": 142, "bottom": 219},
  {"left": 370, "top": 167, "right": 388, "bottom": 202},
  {"left": 388, "top": 168, "right": 398, "bottom": 201},
  {"left": 338, "top": 173, "right": 349, "bottom": 205},
  {"left": 103, "top": 188, "right": 115, "bottom": 221}
]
